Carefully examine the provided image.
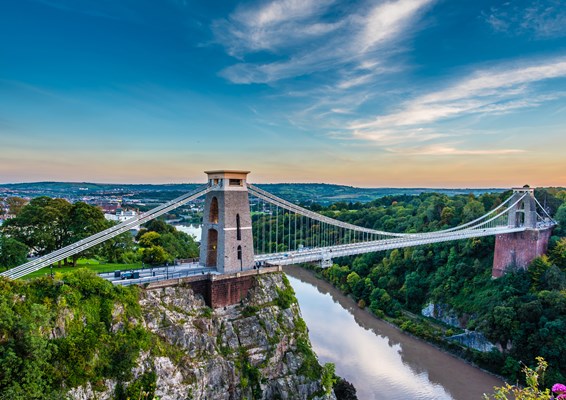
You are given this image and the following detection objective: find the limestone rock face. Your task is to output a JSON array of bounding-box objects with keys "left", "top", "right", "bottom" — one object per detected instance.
[{"left": 68, "top": 273, "right": 335, "bottom": 400}]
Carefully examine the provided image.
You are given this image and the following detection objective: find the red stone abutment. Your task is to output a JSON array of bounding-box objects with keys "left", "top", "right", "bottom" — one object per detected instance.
[
  {"left": 492, "top": 227, "right": 553, "bottom": 278},
  {"left": 144, "top": 266, "right": 282, "bottom": 308}
]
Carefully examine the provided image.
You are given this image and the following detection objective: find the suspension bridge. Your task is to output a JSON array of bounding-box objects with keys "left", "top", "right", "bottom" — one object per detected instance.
[{"left": 0, "top": 170, "right": 556, "bottom": 282}]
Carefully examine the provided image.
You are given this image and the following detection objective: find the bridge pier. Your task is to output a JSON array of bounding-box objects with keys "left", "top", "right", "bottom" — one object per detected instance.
[
  {"left": 491, "top": 186, "right": 554, "bottom": 277},
  {"left": 492, "top": 228, "right": 553, "bottom": 277}
]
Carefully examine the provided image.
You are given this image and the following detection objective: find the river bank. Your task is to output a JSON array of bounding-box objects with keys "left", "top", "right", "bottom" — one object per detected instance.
[{"left": 284, "top": 265, "right": 505, "bottom": 400}]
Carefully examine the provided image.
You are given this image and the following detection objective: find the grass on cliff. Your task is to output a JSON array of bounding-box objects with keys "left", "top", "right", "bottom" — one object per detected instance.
[{"left": 21, "top": 258, "right": 142, "bottom": 280}]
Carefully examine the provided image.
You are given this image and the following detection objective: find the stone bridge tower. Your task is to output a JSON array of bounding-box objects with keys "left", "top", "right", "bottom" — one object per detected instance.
[
  {"left": 199, "top": 170, "right": 255, "bottom": 274},
  {"left": 492, "top": 186, "right": 553, "bottom": 277}
]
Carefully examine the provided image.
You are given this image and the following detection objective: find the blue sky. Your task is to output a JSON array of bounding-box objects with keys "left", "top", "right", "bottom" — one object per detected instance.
[{"left": 1, "top": 0, "right": 565, "bottom": 187}]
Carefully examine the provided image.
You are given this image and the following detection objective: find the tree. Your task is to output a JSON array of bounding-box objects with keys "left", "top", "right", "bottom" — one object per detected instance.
[
  {"left": 138, "top": 222, "right": 198, "bottom": 261},
  {"left": 98, "top": 230, "right": 136, "bottom": 264},
  {"left": 141, "top": 245, "right": 168, "bottom": 266},
  {"left": 553, "top": 204, "right": 566, "bottom": 237},
  {"left": 2, "top": 197, "right": 71, "bottom": 257},
  {"left": 550, "top": 237, "right": 566, "bottom": 269},
  {"left": 462, "top": 198, "right": 486, "bottom": 222},
  {"left": 333, "top": 377, "right": 358, "bottom": 400},
  {"left": 0, "top": 235, "right": 29, "bottom": 269},
  {"left": 66, "top": 202, "right": 108, "bottom": 266},
  {"left": 6, "top": 197, "right": 27, "bottom": 217},
  {"left": 2, "top": 198, "right": 127, "bottom": 267},
  {"left": 529, "top": 256, "right": 553, "bottom": 291},
  {"left": 138, "top": 232, "right": 161, "bottom": 248},
  {"left": 346, "top": 272, "right": 361, "bottom": 296},
  {"left": 160, "top": 231, "right": 198, "bottom": 259},
  {"left": 440, "top": 206, "right": 455, "bottom": 226}
]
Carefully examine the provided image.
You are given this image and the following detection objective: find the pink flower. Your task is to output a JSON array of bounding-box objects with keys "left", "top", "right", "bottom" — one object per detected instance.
[{"left": 554, "top": 383, "right": 566, "bottom": 399}]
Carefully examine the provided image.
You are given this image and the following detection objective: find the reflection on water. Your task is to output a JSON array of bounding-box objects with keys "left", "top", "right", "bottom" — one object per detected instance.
[
  {"left": 284, "top": 265, "right": 504, "bottom": 400},
  {"left": 175, "top": 224, "right": 202, "bottom": 241}
]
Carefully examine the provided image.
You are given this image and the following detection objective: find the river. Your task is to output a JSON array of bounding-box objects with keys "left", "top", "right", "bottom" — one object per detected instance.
[
  {"left": 284, "top": 265, "right": 505, "bottom": 400},
  {"left": 175, "top": 224, "right": 202, "bottom": 241}
]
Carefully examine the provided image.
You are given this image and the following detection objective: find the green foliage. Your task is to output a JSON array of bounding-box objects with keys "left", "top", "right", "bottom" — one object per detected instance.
[
  {"left": 6, "top": 196, "right": 27, "bottom": 216},
  {"left": 139, "top": 232, "right": 161, "bottom": 248},
  {"left": 1, "top": 198, "right": 131, "bottom": 266},
  {"left": 199, "top": 306, "right": 213, "bottom": 318},
  {"left": 484, "top": 357, "right": 552, "bottom": 400},
  {"left": 236, "top": 348, "right": 262, "bottom": 399},
  {"left": 321, "top": 363, "right": 337, "bottom": 395},
  {"left": 0, "top": 235, "right": 29, "bottom": 269},
  {"left": 141, "top": 245, "right": 168, "bottom": 266},
  {"left": 274, "top": 273, "right": 296, "bottom": 310},
  {"left": 116, "top": 371, "right": 157, "bottom": 400},
  {"left": 296, "top": 337, "right": 322, "bottom": 380},
  {"left": 242, "top": 305, "right": 260, "bottom": 317},
  {"left": 137, "top": 222, "right": 198, "bottom": 265},
  {"left": 0, "top": 270, "right": 150, "bottom": 398}
]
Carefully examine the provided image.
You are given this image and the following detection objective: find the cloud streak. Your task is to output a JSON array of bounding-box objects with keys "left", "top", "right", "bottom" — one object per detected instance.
[
  {"left": 215, "top": 0, "right": 434, "bottom": 84},
  {"left": 334, "top": 57, "right": 566, "bottom": 155},
  {"left": 386, "top": 145, "right": 526, "bottom": 156},
  {"left": 349, "top": 58, "right": 566, "bottom": 131}
]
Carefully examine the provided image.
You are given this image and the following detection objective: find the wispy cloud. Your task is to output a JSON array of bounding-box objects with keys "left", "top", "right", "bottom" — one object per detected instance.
[
  {"left": 483, "top": 0, "right": 566, "bottom": 39},
  {"left": 338, "top": 57, "right": 566, "bottom": 155},
  {"left": 386, "top": 145, "right": 526, "bottom": 156},
  {"left": 213, "top": 1, "right": 566, "bottom": 159},
  {"left": 213, "top": 0, "right": 338, "bottom": 57},
  {"left": 349, "top": 58, "right": 566, "bottom": 132},
  {"left": 215, "top": 0, "right": 434, "bottom": 84}
]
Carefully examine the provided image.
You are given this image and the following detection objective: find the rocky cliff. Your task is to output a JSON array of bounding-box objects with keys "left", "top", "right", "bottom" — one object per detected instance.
[{"left": 68, "top": 272, "right": 336, "bottom": 400}]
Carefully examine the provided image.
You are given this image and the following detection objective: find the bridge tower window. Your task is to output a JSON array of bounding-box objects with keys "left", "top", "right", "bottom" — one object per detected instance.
[
  {"left": 209, "top": 197, "right": 219, "bottom": 224},
  {"left": 236, "top": 213, "right": 241, "bottom": 240}
]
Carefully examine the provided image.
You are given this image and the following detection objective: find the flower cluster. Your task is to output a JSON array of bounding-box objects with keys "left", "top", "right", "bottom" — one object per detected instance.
[{"left": 553, "top": 383, "right": 566, "bottom": 400}]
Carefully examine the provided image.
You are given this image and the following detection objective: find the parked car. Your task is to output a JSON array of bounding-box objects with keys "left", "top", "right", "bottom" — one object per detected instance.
[{"left": 121, "top": 271, "right": 134, "bottom": 280}]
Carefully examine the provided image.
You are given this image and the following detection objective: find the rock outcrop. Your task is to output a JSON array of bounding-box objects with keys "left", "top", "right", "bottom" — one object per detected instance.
[{"left": 69, "top": 272, "right": 336, "bottom": 400}]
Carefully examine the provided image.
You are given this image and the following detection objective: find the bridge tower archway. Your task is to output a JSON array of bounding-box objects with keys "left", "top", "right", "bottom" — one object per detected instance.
[
  {"left": 206, "top": 228, "right": 218, "bottom": 267},
  {"left": 199, "top": 170, "right": 255, "bottom": 274}
]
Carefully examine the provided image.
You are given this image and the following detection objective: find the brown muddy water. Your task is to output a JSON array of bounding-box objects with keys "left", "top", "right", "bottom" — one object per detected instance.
[{"left": 284, "top": 265, "right": 505, "bottom": 400}]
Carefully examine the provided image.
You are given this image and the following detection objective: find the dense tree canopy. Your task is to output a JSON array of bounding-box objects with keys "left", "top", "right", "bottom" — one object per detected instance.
[
  {"left": 0, "top": 235, "right": 28, "bottom": 269},
  {"left": 0, "top": 198, "right": 134, "bottom": 267},
  {"left": 136, "top": 219, "right": 198, "bottom": 266}
]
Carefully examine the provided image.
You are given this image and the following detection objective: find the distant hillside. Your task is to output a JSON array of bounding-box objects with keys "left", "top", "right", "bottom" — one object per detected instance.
[
  {"left": 0, "top": 181, "right": 506, "bottom": 205},
  {"left": 257, "top": 183, "right": 505, "bottom": 204}
]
